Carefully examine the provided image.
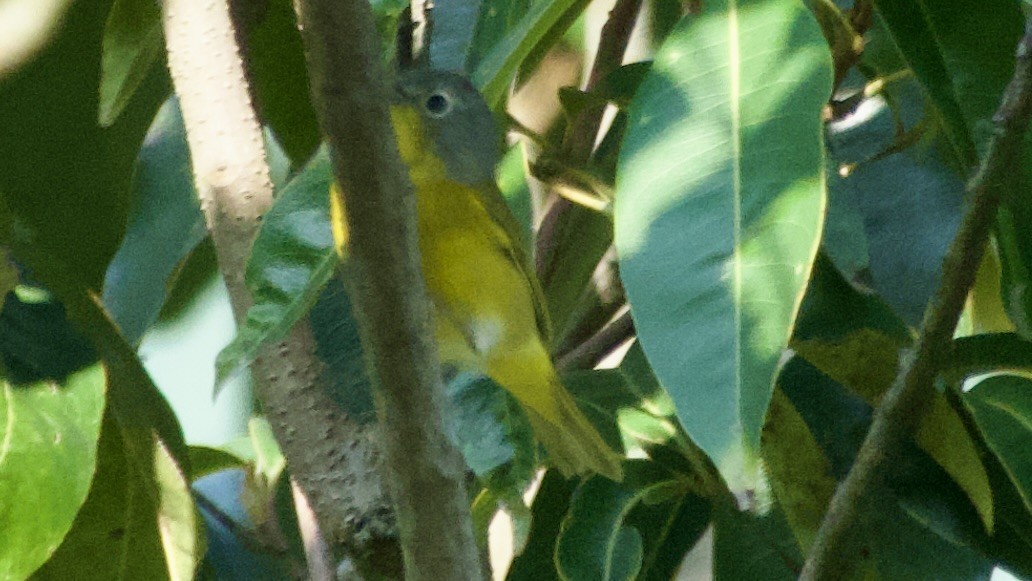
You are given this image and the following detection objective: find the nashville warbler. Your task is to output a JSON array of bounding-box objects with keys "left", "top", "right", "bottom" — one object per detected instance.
[{"left": 333, "top": 69, "right": 623, "bottom": 481}]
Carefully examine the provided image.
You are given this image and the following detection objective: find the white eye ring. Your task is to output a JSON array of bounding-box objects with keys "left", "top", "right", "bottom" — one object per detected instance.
[{"left": 424, "top": 92, "right": 452, "bottom": 117}]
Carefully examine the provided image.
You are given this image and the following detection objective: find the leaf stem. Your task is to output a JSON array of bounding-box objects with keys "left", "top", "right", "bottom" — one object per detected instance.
[
  {"left": 535, "top": 0, "right": 644, "bottom": 282},
  {"left": 557, "top": 307, "right": 635, "bottom": 371},
  {"left": 800, "top": 20, "right": 1032, "bottom": 580}
]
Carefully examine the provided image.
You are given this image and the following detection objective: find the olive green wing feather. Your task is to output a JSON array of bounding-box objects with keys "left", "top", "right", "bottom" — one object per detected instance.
[{"left": 473, "top": 181, "right": 554, "bottom": 347}]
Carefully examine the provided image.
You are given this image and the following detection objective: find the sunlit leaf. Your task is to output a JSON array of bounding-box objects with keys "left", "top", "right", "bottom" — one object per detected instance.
[
  {"left": 35, "top": 413, "right": 203, "bottom": 581},
  {"left": 614, "top": 0, "right": 831, "bottom": 485},
  {"left": 0, "top": 364, "right": 105, "bottom": 580}
]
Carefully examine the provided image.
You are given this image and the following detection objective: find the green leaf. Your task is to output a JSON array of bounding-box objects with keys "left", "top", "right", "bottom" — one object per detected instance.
[
  {"left": 446, "top": 372, "right": 536, "bottom": 492},
  {"left": 0, "top": 364, "right": 106, "bottom": 580},
  {"left": 629, "top": 479, "right": 711, "bottom": 581},
  {"left": 215, "top": 148, "right": 338, "bottom": 389},
  {"left": 557, "top": 463, "right": 684, "bottom": 581},
  {"left": 558, "top": 464, "right": 705, "bottom": 581},
  {"left": 872, "top": 0, "right": 1022, "bottom": 166},
  {"left": 98, "top": 0, "right": 163, "bottom": 126},
  {"left": 102, "top": 98, "right": 206, "bottom": 345},
  {"left": 965, "top": 375, "right": 1032, "bottom": 517},
  {"left": 761, "top": 386, "right": 837, "bottom": 552},
  {"left": 614, "top": 0, "right": 832, "bottom": 485},
  {"left": 825, "top": 78, "right": 967, "bottom": 327},
  {"left": 540, "top": 207, "right": 614, "bottom": 344},
  {"left": 871, "top": 0, "right": 1032, "bottom": 336},
  {"left": 711, "top": 503, "right": 802, "bottom": 580},
  {"left": 35, "top": 412, "right": 203, "bottom": 581},
  {"left": 249, "top": 417, "right": 286, "bottom": 486},
  {"left": 470, "top": 0, "right": 591, "bottom": 107},
  {"left": 866, "top": 492, "right": 993, "bottom": 581},
  {"left": 497, "top": 144, "right": 535, "bottom": 248},
  {"left": 189, "top": 445, "right": 247, "bottom": 480},
  {"left": 946, "top": 333, "right": 1032, "bottom": 379},
  {"left": 506, "top": 471, "right": 578, "bottom": 581},
  {"left": 247, "top": 0, "right": 322, "bottom": 163}
]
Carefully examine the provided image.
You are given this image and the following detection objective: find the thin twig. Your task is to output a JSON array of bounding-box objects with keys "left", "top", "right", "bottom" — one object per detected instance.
[
  {"left": 292, "top": 1, "right": 481, "bottom": 579},
  {"left": 800, "top": 21, "right": 1032, "bottom": 580},
  {"left": 192, "top": 490, "right": 274, "bottom": 555},
  {"left": 535, "top": 0, "right": 644, "bottom": 331},
  {"left": 557, "top": 308, "right": 635, "bottom": 372}
]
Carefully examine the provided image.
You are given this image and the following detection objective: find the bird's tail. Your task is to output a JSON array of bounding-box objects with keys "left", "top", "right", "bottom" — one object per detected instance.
[
  {"left": 523, "top": 384, "right": 624, "bottom": 481},
  {"left": 487, "top": 341, "right": 624, "bottom": 481}
]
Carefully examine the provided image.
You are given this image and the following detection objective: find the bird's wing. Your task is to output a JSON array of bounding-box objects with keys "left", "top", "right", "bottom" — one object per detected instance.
[{"left": 473, "top": 181, "right": 554, "bottom": 346}]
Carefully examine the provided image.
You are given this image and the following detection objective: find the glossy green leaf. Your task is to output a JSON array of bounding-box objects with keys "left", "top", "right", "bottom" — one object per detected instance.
[
  {"left": 614, "top": 1, "right": 832, "bottom": 484},
  {"left": 825, "top": 78, "right": 966, "bottom": 327},
  {"left": 794, "top": 326, "right": 995, "bottom": 531},
  {"left": 188, "top": 446, "right": 246, "bottom": 480},
  {"left": 470, "top": 0, "right": 590, "bottom": 106},
  {"left": 0, "top": 255, "right": 192, "bottom": 580},
  {"left": 966, "top": 375, "right": 1032, "bottom": 516},
  {"left": 778, "top": 358, "right": 997, "bottom": 578},
  {"left": 98, "top": 0, "right": 163, "bottom": 126},
  {"left": 35, "top": 412, "right": 203, "bottom": 581},
  {"left": 214, "top": 148, "right": 338, "bottom": 389},
  {"left": 0, "top": 364, "right": 106, "bottom": 580}
]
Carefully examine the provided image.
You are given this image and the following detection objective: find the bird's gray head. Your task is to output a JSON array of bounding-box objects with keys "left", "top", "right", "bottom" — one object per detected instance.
[{"left": 392, "top": 70, "right": 502, "bottom": 186}]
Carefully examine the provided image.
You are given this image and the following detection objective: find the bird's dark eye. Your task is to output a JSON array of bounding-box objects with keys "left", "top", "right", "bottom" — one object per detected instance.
[{"left": 424, "top": 93, "right": 451, "bottom": 116}]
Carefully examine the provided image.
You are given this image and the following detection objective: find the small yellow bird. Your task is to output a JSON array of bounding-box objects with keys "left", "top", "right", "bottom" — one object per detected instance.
[{"left": 335, "top": 69, "right": 622, "bottom": 481}]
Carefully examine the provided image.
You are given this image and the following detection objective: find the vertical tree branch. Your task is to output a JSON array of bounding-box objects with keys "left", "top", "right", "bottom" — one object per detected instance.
[
  {"left": 292, "top": 1, "right": 482, "bottom": 579},
  {"left": 161, "top": 0, "right": 393, "bottom": 569},
  {"left": 801, "top": 20, "right": 1032, "bottom": 580},
  {"left": 162, "top": 0, "right": 272, "bottom": 314}
]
